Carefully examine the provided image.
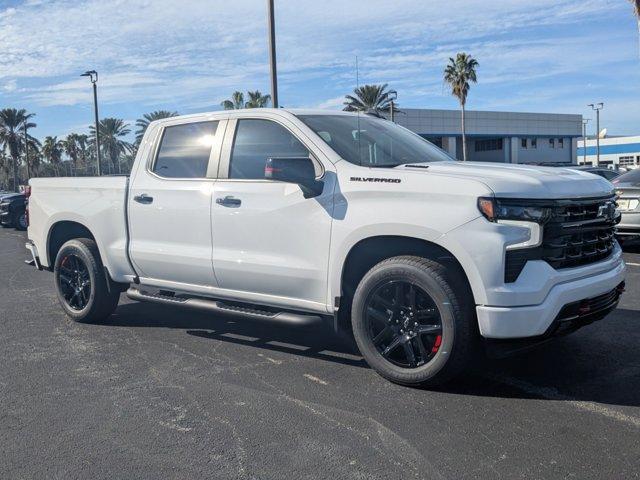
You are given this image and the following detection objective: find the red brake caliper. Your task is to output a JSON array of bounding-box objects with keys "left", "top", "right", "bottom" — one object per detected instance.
[{"left": 431, "top": 335, "right": 442, "bottom": 354}]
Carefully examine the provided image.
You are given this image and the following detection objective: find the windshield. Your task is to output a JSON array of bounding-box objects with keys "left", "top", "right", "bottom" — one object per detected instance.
[
  {"left": 613, "top": 168, "right": 640, "bottom": 187},
  {"left": 297, "top": 114, "right": 454, "bottom": 167}
]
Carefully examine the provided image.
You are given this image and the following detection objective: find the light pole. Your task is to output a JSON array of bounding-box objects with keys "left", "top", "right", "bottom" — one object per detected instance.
[
  {"left": 267, "top": 0, "right": 278, "bottom": 108},
  {"left": 388, "top": 90, "right": 397, "bottom": 122},
  {"left": 23, "top": 122, "right": 30, "bottom": 180},
  {"left": 81, "top": 70, "right": 101, "bottom": 175},
  {"left": 581, "top": 118, "right": 590, "bottom": 165},
  {"left": 588, "top": 103, "right": 603, "bottom": 166}
]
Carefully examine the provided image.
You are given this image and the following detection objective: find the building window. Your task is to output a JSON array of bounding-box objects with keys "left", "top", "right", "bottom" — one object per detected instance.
[
  {"left": 619, "top": 156, "right": 635, "bottom": 167},
  {"left": 521, "top": 138, "right": 527, "bottom": 149},
  {"left": 475, "top": 138, "right": 503, "bottom": 152},
  {"left": 558, "top": 138, "right": 564, "bottom": 148},
  {"left": 531, "top": 138, "right": 537, "bottom": 149},
  {"left": 549, "top": 138, "right": 555, "bottom": 148}
]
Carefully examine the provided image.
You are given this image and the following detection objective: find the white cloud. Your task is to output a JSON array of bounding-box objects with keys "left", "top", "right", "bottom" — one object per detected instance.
[
  {"left": 1, "top": 0, "right": 638, "bottom": 134},
  {"left": 314, "top": 96, "right": 345, "bottom": 110}
]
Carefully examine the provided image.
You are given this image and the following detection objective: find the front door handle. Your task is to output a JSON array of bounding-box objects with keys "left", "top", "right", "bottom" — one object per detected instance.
[
  {"left": 134, "top": 194, "right": 154, "bottom": 204},
  {"left": 216, "top": 196, "right": 241, "bottom": 207}
]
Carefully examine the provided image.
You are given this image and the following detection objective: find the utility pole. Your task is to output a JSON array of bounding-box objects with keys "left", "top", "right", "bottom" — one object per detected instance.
[
  {"left": 81, "top": 70, "right": 102, "bottom": 175},
  {"left": 24, "top": 122, "right": 30, "bottom": 180},
  {"left": 267, "top": 0, "right": 278, "bottom": 108},
  {"left": 588, "top": 103, "right": 604, "bottom": 166},
  {"left": 581, "top": 118, "right": 590, "bottom": 165}
]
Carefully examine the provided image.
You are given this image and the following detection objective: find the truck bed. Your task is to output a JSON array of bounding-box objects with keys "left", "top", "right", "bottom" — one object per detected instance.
[{"left": 28, "top": 176, "right": 135, "bottom": 282}]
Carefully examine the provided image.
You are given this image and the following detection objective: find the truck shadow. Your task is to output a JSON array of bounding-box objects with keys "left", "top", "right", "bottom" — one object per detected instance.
[
  {"left": 106, "top": 301, "right": 640, "bottom": 408},
  {"left": 107, "top": 301, "right": 367, "bottom": 368}
]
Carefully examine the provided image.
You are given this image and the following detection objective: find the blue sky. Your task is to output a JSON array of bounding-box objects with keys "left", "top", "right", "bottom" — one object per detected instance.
[{"left": 0, "top": 0, "right": 639, "bottom": 141}]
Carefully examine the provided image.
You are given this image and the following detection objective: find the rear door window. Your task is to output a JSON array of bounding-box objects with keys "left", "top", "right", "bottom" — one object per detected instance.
[{"left": 153, "top": 121, "right": 219, "bottom": 178}]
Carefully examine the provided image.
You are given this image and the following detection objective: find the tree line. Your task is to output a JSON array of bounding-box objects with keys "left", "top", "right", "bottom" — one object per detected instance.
[{"left": 1, "top": 52, "right": 480, "bottom": 190}]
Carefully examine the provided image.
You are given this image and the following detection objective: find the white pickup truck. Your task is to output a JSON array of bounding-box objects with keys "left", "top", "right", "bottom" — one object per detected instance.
[{"left": 26, "top": 109, "right": 626, "bottom": 386}]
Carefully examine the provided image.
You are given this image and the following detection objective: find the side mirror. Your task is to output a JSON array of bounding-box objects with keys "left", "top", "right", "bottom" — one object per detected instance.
[{"left": 265, "top": 157, "right": 324, "bottom": 198}]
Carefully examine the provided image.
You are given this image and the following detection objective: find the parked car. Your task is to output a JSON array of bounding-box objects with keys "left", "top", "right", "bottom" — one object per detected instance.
[
  {"left": 567, "top": 165, "right": 621, "bottom": 181},
  {"left": 25, "top": 109, "right": 626, "bottom": 386},
  {"left": 613, "top": 169, "right": 640, "bottom": 242},
  {"left": 0, "top": 193, "right": 27, "bottom": 230}
]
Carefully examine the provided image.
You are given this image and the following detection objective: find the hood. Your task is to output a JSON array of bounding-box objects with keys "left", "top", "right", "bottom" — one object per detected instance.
[
  {"left": 0, "top": 193, "right": 24, "bottom": 202},
  {"left": 400, "top": 161, "right": 614, "bottom": 199}
]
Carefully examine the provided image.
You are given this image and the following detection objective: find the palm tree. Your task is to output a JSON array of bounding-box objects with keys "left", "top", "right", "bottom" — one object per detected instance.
[
  {"left": 0, "top": 148, "right": 11, "bottom": 189},
  {"left": 135, "top": 110, "right": 178, "bottom": 144},
  {"left": 244, "top": 90, "right": 271, "bottom": 108},
  {"left": 76, "top": 134, "right": 90, "bottom": 175},
  {"left": 221, "top": 91, "right": 245, "bottom": 110},
  {"left": 343, "top": 84, "right": 398, "bottom": 115},
  {"left": 221, "top": 90, "right": 271, "bottom": 109},
  {"left": 64, "top": 134, "right": 82, "bottom": 176},
  {"left": 90, "top": 118, "right": 132, "bottom": 175},
  {"left": 444, "top": 53, "right": 479, "bottom": 162},
  {"left": 24, "top": 137, "right": 42, "bottom": 178},
  {"left": 42, "top": 136, "right": 64, "bottom": 176},
  {"left": 0, "top": 108, "right": 37, "bottom": 190}
]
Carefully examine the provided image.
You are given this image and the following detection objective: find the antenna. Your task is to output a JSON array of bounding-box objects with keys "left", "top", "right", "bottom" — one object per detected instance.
[{"left": 355, "top": 56, "right": 363, "bottom": 167}]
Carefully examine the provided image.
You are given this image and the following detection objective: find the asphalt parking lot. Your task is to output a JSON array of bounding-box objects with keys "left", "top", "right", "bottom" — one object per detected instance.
[{"left": 1, "top": 228, "right": 639, "bottom": 479}]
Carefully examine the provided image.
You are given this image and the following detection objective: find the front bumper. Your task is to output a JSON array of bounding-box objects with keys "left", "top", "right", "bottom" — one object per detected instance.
[
  {"left": 477, "top": 257, "right": 626, "bottom": 338},
  {"left": 616, "top": 220, "right": 640, "bottom": 238}
]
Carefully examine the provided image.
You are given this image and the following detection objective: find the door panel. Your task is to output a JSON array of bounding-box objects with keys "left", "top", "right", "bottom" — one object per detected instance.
[
  {"left": 129, "top": 180, "right": 215, "bottom": 285},
  {"left": 211, "top": 179, "right": 334, "bottom": 304},
  {"left": 211, "top": 117, "right": 334, "bottom": 307},
  {"left": 128, "top": 119, "right": 225, "bottom": 286}
]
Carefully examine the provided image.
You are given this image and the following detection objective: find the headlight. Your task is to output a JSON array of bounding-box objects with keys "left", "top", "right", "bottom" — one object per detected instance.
[{"left": 477, "top": 197, "right": 550, "bottom": 223}]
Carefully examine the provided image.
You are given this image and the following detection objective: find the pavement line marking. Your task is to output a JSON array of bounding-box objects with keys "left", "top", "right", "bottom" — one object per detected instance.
[
  {"left": 625, "top": 262, "right": 640, "bottom": 267},
  {"left": 220, "top": 333, "right": 259, "bottom": 342},
  {"left": 485, "top": 373, "right": 640, "bottom": 428},
  {"left": 303, "top": 373, "right": 328, "bottom": 385},
  {"left": 318, "top": 350, "right": 363, "bottom": 361},
  {"left": 266, "top": 340, "right": 309, "bottom": 351}
]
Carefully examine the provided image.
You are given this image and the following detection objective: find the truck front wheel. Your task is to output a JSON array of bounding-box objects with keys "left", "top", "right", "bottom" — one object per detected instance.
[
  {"left": 54, "top": 239, "right": 120, "bottom": 323},
  {"left": 351, "top": 255, "right": 476, "bottom": 387}
]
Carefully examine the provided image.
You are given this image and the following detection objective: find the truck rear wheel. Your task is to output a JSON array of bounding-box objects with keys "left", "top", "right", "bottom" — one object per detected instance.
[
  {"left": 54, "top": 238, "right": 120, "bottom": 323},
  {"left": 351, "top": 255, "right": 476, "bottom": 387}
]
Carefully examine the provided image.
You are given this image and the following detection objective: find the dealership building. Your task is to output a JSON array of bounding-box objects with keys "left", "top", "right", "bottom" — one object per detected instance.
[
  {"left": 391, "top": 108, "right": 582, "bottom": 164},
  {"left": 577, "top": 135, "right": 640, "bottom": 169}
]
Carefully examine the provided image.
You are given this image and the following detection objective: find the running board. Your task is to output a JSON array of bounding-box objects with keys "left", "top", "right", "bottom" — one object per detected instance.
[{"left": 126, "top": 287, "right": 324, "bottom": 326}]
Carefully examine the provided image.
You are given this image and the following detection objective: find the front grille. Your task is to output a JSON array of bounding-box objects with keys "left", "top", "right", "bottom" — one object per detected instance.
[
  {"left": 504, "top": 195, "right": 619, "bottom": 282},
  {"left": 542, "top": 197, "right": 618, "bottom": 269}
]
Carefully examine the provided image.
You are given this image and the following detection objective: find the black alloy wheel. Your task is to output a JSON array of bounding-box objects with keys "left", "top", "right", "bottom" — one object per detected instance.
[
  {"left": 365, "top": 280, "right": 443, "bottom": 368},
  {"left": 57, "top": 254, "right": 92, "bottom": 311}
]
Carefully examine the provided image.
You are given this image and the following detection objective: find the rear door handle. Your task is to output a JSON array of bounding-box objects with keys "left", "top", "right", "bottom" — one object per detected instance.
[
  {"left": 216, "top": 196, "right": 241, "bottom": 207},
  {"left": 134, "top": 194, "right": 153, "bottom": 204}
]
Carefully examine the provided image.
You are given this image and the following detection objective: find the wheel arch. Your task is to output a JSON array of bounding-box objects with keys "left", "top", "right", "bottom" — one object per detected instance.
[
  {"left": 336, "top": 235, "right": 476, "bottom": 329},
  {"left": 47, "top": 220, "right": 99, "bottom": 268}
]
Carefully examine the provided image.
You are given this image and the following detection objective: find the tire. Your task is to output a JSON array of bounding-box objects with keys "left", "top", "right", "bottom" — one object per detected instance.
[
  {"left": 14, "top": 211, "right": 27, "bottom": 231},
  {"left": 351, "top": 255, "right": 476, "bottom": 387},
  {"left": 54, "top": 238, "right": 120, "bottom": 323}
]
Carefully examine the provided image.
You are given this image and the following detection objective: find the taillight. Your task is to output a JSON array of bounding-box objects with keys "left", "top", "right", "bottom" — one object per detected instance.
[{"left": 25, "top": 185, "right": 31, "bottom": 198}]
